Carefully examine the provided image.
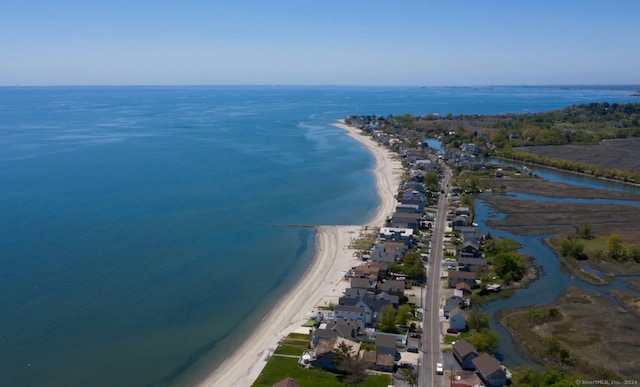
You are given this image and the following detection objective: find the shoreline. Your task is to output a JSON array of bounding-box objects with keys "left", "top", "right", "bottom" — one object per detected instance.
[{"left": 197, "top": 121, "right": 403, "bottom": 386}]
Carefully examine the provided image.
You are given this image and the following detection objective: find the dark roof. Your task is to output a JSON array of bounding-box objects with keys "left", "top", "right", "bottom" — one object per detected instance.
[
  {"left": 452, "top": 340, "right": 478, "bottom": 358},
  {"left": 472, "top": 353, "right": 504, "bottom": 377},
  {"left": 448, "top": 270, "right": 475, "bottom": 279},
  {"left": 375, "top": 332, "right": 397, "bottom": 350}
]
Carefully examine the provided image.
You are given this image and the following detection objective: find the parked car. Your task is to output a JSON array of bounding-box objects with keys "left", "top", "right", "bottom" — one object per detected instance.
[
  {"left": 410, "top": 333, "right": 421, "bottom": 339},
  {"left": 407, "top": 347, "right": 419, "bottom": 353},
  {"left": 446, "top": 328, "right": 459, "bottom": 334},
  {"left": 436, "top": 362, "right": 443, "bottom": 375}
]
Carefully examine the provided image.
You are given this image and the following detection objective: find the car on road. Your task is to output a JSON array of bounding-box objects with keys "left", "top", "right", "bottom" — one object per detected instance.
[{"left": 436, "top": 362, "right": 443, "bottom": 375}]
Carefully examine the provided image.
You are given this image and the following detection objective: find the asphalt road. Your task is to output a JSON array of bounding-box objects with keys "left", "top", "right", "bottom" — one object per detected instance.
[{"left": 420, "top": 167, "right": 450, "bottom": 387}]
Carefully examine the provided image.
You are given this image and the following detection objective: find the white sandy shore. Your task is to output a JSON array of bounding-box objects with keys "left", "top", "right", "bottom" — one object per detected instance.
[{"left": 198, "top": 121, "right": 403, "bottom": 387}]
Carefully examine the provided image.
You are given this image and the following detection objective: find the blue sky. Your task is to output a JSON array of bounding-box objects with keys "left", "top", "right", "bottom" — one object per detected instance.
[{"left": 2, "top": 0, "right": 639, "bottom": 86}]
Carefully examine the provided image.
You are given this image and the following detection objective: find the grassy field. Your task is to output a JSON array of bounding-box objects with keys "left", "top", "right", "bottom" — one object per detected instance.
[
  {"left": 497, "top": 286, "right": 640, "bottom": 379},
  {"left": 515, "top": 138, "right": 640, "bottom": 174},
  {"left": 251, "top": 332, "right": 392, "bottom": 387}
]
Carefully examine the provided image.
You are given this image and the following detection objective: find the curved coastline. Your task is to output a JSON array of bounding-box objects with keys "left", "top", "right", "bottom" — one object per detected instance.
[{"left": 198, "top": 121, "right": 403, "bottom": 386}]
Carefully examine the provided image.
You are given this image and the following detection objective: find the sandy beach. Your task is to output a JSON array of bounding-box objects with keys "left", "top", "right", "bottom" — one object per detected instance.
[{"left": 198, "top": 121, "right": 403, "bottom": 387}]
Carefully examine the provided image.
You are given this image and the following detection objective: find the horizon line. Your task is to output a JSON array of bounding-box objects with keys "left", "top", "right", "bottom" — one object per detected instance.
[{"left": 2, "top": 83, "right": 640, "bottom": 89}]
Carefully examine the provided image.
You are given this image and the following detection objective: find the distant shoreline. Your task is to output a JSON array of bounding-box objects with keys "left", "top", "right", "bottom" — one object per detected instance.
[{"left": 197, "top": 121, "right": 403, "bottom": 386}]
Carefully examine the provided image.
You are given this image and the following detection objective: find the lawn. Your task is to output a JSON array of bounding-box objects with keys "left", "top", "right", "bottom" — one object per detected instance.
[{"left": 251, "top": 356, "right": 391, "bottom": 387}]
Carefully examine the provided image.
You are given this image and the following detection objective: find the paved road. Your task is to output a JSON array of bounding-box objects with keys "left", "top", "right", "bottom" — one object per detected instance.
[{"left": 420, "top": 167, "right": 450, "bottom": 387}]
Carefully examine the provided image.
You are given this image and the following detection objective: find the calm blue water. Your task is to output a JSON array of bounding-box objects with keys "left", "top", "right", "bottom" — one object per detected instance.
[{"left": 1, "top": 86, "right": 638, "bottom": 386}]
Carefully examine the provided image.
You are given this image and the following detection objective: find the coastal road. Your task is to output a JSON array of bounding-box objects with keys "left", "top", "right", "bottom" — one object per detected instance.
[{"left": 420, "top": 167, "right": 450, "bottom": 387}]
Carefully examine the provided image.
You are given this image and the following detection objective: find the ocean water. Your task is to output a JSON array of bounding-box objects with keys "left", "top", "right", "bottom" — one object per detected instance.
[{"left": 0, "top": 85, "right": 638, "bottom": 386}]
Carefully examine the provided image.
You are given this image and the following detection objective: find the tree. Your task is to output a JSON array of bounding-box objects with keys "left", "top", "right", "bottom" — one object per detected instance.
[
  {"left": 466, "top": 310, "right": 490, "bottom": 331},
  {"left": 332, "top": 342, "right": 367, "bottom": 387},
  {"left": 378, "top": 305, "right": 398, "bottom": 333},
  {"left": 400, "top": 367, "right": 419, "bottom": 387},
  {"left": 396, "top": 304, "right": 413, "bottom": 327},
  {"left": 470, "top": 329, "right": 499, "bottom": 353},
  {"left": 607, "top": 234, "right": 626, "bottom": 260}
]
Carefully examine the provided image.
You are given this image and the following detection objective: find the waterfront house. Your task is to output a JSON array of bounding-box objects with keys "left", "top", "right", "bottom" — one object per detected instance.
[
  {"left": 455, "top": 206, "right": 471, "bottom": 217},
  {"left": 457, "top": 256, "right": 487, "bottom": 272},
  {"left": 443, "top": 295, "right": 466, "bottom": 318},
  {"left": 401, "top": 190, "right": 426, "bottom": 210},
  {"left": 455, "top": 282, "right": 472, "bottom": 295},
  {"left": 447, "top": 270, "right": 476, "bottom": 288},
  {"left": 451, "top": 216, "right": 468, "bottom": 229},
  {"left": 377, "top": 279, "right": 405, "bottom": 295},
  {"left": 334, "top": 304, "right": 370, "bottom": 325},
  {"left": 457, "top": 241, "right": 481, "bottom": 259},
  {"left": 459, "top": 227, "right": 484, "bottom": 245},
  {"left": 378, "top": 227, "right": 414, "bottom": 247},
  {"left": 350, "top": 277, "right": 375, "bottom": 290},
  {"left": 389, "top": 212, "right": 422, "bottom": 232},
  {"left": 452, "top": 340, "right": 479, "bottom": 370},
  {"left": 395, "top": 203, "right": 421, "bottom": 214},
  {"left": 448, "top": 307, "right": 468, "bottom": 331},
  {"left": 313, "top": 336, "right": 361, "bottom": 371},
  {"left": 343, "top": 287, "right": 368, "bottom": 299},
  {"left": 472, "top": 353, "right": 507, "bottom": 387}
]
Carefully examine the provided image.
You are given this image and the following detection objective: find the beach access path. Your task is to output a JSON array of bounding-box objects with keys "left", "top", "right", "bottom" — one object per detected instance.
[{"left": 198, "top": 121, "right": 404, "bottom": 387}]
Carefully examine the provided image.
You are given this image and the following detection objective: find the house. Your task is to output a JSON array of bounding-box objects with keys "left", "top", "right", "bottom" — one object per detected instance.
[
  {"left": 389, "top": 212, "right": 422, "bottom": 232},
  {"left": 472, "top": 353, "right": 507, "bottom": 386},
  {"left": 452, "top": 340, "right": 479, "bottom": 370},
  {"left": 395, "top": 203, "right": 421, "bottom": 214},
  {"left": 455, "top": 282, "right": 472, "bottom": 295},
  {"left": 370, "top": 241, "right": 407, "bottom": 264},
  {"left": 273, "top": 377, "right": 301, "bottom": 387},
  {"left": 443, "top": 296, "right": 466, "bottom": 318},
  {"left": 354, "top": 264, "right": 382, "bottom": 280},
  {"left": 360, "top": 350, "right": 395, "bottom": 372},
  {"left": 449, "top": 307, "right": 468, "bottom": 331},
  {"left": 457, "top": 256, "right": 488, "bottom": 272},
  {"left": 343, "top": 287, "right": 368, "bottom": 299},
  {"left": 338, "top": 293, "right": 396, "bottom": 323},
  {"left": 401, "top": 191, "right": 426, "bottom": 210},
  {"left": 379, "top": 227, "right": 414, "bottom": 246},
  {"left": 334, "top": 305, "right": 370, "bottom": 325},
  {"left": 350, "top": 277, "right": 375, "bottom": 290},
  {"left": 457, "top": 241, "right": 481, "bottom": 259},
  {"left": 377, "top": 279, "right": 405, "bottom": 295},
  {"left": 313, "top": 337, "right": 361, "bottom": 371},
  {"left": 457, "top": 226, "right": 483, "bottom": 243},
  {"left": 402, "top": 181, "right": 425, "bottom": 193},
  {"left": 375, "top": 332, "right": 399, "bottom": 359},
  {"left": 312, "top": 319, "right": 364, "bottom": 346},
  {"left": 451, "top": 216, "right": 467, "bottom": 229},
  {"left": 455, "top": 207, "right": 471, "bottom": 217},
  {"left": 447, "top": 270, "right": 476, "bottom": 288}
]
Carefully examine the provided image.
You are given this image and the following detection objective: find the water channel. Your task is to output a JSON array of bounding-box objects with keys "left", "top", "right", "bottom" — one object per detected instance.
[{"left": 473, "top": 161, "right": 640, "bottom": 368}]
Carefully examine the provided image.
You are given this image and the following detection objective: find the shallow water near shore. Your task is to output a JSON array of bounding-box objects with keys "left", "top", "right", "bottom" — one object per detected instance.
[{"left": 1, "top": 86, "right": 638, "bottom": 386}]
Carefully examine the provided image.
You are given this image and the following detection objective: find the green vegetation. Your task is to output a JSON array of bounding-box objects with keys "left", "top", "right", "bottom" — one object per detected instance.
[
  {"left": 395, "top": 303, "right": 414, "bottom": 327},
  {"left": 252, "top": 333, "right": 391, "bottom": 387},
  {"left": 497, "top": 149, "right": 640, "bottom": 183},
  {"left": 483, "top": 237, "right": 528, "bottom": 283},
  {"left": 332, "top": 342, "right": 368, "bottom": 387},
  {"left": 377, "top": 305, "right": 398, "bottom": 333},
  {"left": 511, "top": 367, "right": 583, "bottom": 387},
  {"left": 389, "top": 252, "right": 426, "bottom": 283}
]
